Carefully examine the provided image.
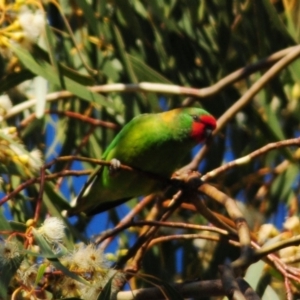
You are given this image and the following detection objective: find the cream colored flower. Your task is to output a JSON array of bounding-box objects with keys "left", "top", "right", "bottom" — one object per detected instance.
[
  {"left": 257, "top": 223, "right": 279, "bottom": 245},
  {"left": 0, "top": 94, "right": 12, "bottom": 118},
  {"left": 0, "top": 127, "right": 17, "bottom": 140},
  {"left": 72, "top": 244, "right": 107, "bottom": 272},
  {"left": 38, "top": 217, "right": 66, "bottom": 243},
  {"left": 78, "top": 269, "right": 124, "bottom": 299},
  {"left": 0, "top": 240, "right": 22, "bottom": 266},
  {"left": 61, "top": 277, "right": 84, "bottom": 298},
  {"left": 17, "top": 262, "right": 38, "bottom": 287},
  {"left": 283, "top": 216, "right": 300, "bottom": 234},
  {"left": 28, "top": 149, "right": 43, "bottom": 172},
  {"left": 9, "top": 144, "right": 43, "bottom": 172},
  {"left": 18, "top": 7, "right": 45, "bottom": 43}
]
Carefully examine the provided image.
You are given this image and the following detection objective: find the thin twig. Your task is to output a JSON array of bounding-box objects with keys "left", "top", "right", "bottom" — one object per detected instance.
[
  {"left": 33, "top": 166, "right": 46, "bottom": 223},
  {"left": 122, "top": 194, "right": 184, "bottom": 272},
  {"left": 202, "top": 137, "right": 300, "bottom": 181},
  {"left": 97, "top": 195, "right": 156, "bottom": 248},
  {"left": 198, "top": 183, "right": 253, "bottom": 268},
  {"left": 48, "top": 0, "right": 98, "bottom": 76},
  {"left": 255, "top": 235, "right": 300, "bottom": 260},
  {"left": 116, "top": 276, "right": 261, "bottom": 300},
  {"left": 0, "top": 170, "right": 90, "bottom": 206},
  {"left": 97, "top": 220, "right": 229, "bottom": 246},
  {"left": 19, "top": 110, "right": 119, "bottom": 129},
  {"left": 147, "top": 233, "right": 240, "bottom": 249},
  {"left": 55, "top": 125, "right": 98, "bottom": 190}
]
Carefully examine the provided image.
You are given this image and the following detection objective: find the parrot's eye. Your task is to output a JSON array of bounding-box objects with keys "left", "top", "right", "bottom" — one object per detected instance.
[{"left": 191, "top": 115, "right": 199, "bottom": 122}]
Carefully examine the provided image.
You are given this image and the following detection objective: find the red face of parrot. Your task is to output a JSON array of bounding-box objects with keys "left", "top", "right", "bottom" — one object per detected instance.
[{"left": 190, "top": 114, "right": 217, "bottom": 143}]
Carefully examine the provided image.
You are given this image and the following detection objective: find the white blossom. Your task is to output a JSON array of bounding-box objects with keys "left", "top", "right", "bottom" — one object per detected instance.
[
  {"left": 72, "top": 244, "right": 107, "bottom": 272},
  {"left": 0, "top": 126, "right": 17, "bottom": 139},
  {"left": 0, "top": 240, "right": 22, "bottom": 266},
  {"left": 38, "top": 217, "right": 66, "bottom": 243},
  {"left": 9, "top": 144, "right": 43, "bottom": 172},
  {"left": 18, "top": 7, "right": 45, "bottom": 43},
  {"left": 284, "top": 216, "right": 300, "bottom": 234},
  {"left": 28, "top": 149, "right": 43, "bottom": 172},
  {"left": 17, "top": 262, "right": 38, "bottom": 287},
  {"left": 0, "top": 94, "right": 12, "bottom": 118}
]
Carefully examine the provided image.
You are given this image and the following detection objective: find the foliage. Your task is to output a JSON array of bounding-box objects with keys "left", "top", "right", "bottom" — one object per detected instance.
[{"left": 1, "top": 0, "right": 300, "bottom": 299}]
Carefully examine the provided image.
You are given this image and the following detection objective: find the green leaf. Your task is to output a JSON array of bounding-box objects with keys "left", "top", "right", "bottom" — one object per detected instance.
[
  {"left": 11, "top": 45, "right": 114, "bottom": 109},
  {"left": 97, "top": 276, "right": 113, "bottom": 300},
  {"left": 261, "top": 0, "right": 295, "bottom": 44},
  {"left": 43, "top": 181, "right": 71, "bottom": 211},
  {"left": 128, "top": 55, "right": 173, "bottom": 84},
  {"left": 0, "top": 70, "right": 34, "bottom": 92},
  {"left": 9, "top": 221, "right": 27, "bottom": 232},
  {"left": 112, "top": 25, "right": 138, "bottom": 84},
  {"left": 23, "top": 249, "right": 63, "bottom": 259},
  {"left": 262, "top": 285, "right": 281, "bottom": 300},
  {"left": 35, "top": 263, "right": 47, "bottom": 285},
  {"left": 0, "top": 208, "right": 12, "bottom": 231},
  {"left": 60, "top": 64, "right": 95, "bottom": 86},
  {"left": 251, "top": 103, "right": 293, "bottom": 161},
  {"left": 31, "top": 44, "right": 95, "bottom": 86},
  {"left": 102, "top": 59, "right": 122, "bottom": 82},
  {"left": 0, "top": 246, "right": 23, "bottom": 299},
  {"left": 271, "top": 164, "right": 299, "bottom": 202},
  {"left": 44, "top": 22, "right": 60, "bottom": 80},
  {"left": 244, "top": 260, "right": 265, "bottom": 290},
  {"left": 112, "top": 24, "right": 149, "bottom": 111},
  {"left": 32, "top": 229, "right": 90, "bottom": 285},
  {"left": 74, "top": 0, "right": 100, "bottom": 36}
]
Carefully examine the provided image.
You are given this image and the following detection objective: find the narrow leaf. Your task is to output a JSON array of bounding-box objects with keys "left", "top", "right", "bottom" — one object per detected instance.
[
  {"left": 128, "top": 55, "right": 173, "bottom": 84},
  {"left": 74, "top": 0, "right": 100, "bottom": 36},
  {"left": 32, "top": 229, "right": 90, "bottom": 285},
  {"left": 0, "top": 253, "right": 23, "bottom": 299},
  {"left": 35, "top": 263, "right": 47, "bottom": 285},
  {"left": 0, "top": 208, "right": 12, "bottom": 230},
  {"left": 0, "top": 70, "right": 34, "bottom": 92},
  {"left": 97, "top": 276, "right": 113, "bottom": 300},
  {"left": 12, "top": 46, "right": 114, "bottom": 109}
]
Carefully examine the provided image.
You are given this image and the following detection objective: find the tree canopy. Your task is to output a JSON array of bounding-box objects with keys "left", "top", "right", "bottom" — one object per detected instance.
[{"left": 1, "top": 1, "right": 300, "bottom": 299}]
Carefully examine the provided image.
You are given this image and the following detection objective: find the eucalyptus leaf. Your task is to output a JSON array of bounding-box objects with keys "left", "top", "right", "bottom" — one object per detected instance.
[
  {"left": 12, "top": 46, "right": 114, "bottom": 109},
  {"left": 96, "top": 276, "right": 113, "bottom": 300},
  {"left": 32, "top": 229, "right": 90, "bottom": 285}
]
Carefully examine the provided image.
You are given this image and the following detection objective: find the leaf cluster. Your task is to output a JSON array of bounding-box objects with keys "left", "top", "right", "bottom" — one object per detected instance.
[{"left": 1, "top": 1, "right": 300, "bottom": 299}]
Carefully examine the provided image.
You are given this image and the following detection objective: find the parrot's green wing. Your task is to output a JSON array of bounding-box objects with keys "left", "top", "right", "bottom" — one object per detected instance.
[
  {"left": 70, "top": 164, "right": 133, "bottom": 215},
  {"left": 69, "top": 114, "right": 167, "bottom": 216}
]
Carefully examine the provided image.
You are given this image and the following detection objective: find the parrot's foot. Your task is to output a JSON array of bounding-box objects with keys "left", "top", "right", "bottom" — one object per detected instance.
[{"left": 109, "top": 158, "right": 121, "bottom": 175}]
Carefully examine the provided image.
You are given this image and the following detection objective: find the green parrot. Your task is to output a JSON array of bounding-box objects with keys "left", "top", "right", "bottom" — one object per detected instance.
[{"left": 68, "top": 107, "right": 216, "bottom": 216}]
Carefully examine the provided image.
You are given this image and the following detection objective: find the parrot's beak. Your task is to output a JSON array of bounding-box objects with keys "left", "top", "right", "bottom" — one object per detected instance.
[{"left": 204, "top": 127, "right": 214, "bottom": 139}]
